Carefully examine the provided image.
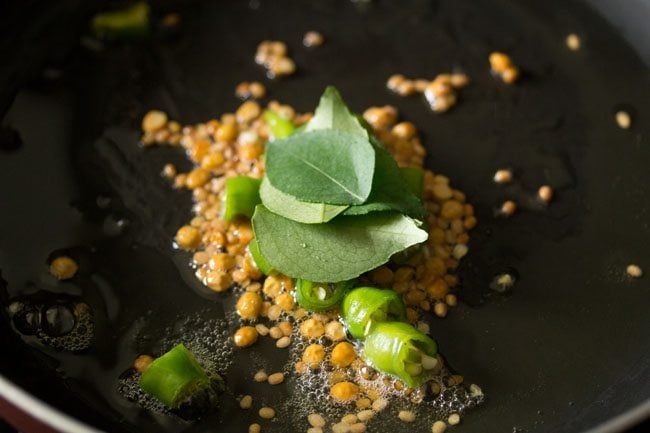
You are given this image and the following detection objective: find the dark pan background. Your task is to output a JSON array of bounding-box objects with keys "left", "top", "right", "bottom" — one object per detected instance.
[{"left": 1, "top": 1, "right": 649, "bottom": 433}]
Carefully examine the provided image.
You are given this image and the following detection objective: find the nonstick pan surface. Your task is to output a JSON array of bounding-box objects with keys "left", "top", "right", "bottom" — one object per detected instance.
[{"left": 1, "top": 1, "right": 649, "bottom": 432}]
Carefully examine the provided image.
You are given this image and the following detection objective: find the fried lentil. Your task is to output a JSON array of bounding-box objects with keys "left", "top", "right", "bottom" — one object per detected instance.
[
  {"left": 175, "top": 225, "right": 200, "bottom": 249},
  {"left": 268, "top": 372, "right": 285, "bottom": 385},
  {"left": 500, "top": 200, "right": 517, "bottom": 217},
  {"left": 616, "top": 110, "right": 631, "bottom": 129},
  {"left": 308, "top": 413, "right": 326, "bottom": 427},
  {"left": 398, "top": 410, "right": 416, "bottom": 422},
  {"left": 133, "top": 354, "right": 154, "bottom": 373},
  {"left": 162, "top": 163, "right": 177, "bottom": 178},
  {"left": 254, "top": 370, "right": 268, "bottom": 382},
  {"left": 259, "top": 407, "right": 275, "bottom": 419},
  {"left": 303, "top": 31, "right": 324, "bottom": 47},
  {"left": 538, "top": 185, "right": 553, "bottom": 203},
  {"left": 371, "top": 397, "right": 388, "bottom": 412},
  {"left": 627, "top": 264, "right": 643, "bottom": 278},
  {"left": 236, "top": 81, "right": 267, "bottom": 100},
  {"left": 49, "top": 256, "right": 78, "bottom": 280},
  {"left": 448, "top": 413, "right": 461, "bottom": 425},
  {"left": 493, "top": 169, "right": 513, "bottom": 184},
  {"left": 236, "top": 292, "right": 263, "bottom": 320},
  {"left": 142, "top": 110, "right": 168, "bottom": 133},
  {"left": 331, "top": 342, "right": 357, "bottom": 368},
  {"left": 357, "top": 410, "right": 375, "bottom": 422},
  {"left": 330, "top": 382, "right": 360, "bottom": 401},
  {"left": 489, "top": 52, "right": 520, "bottom": 84},
  {"left": 387, "top": 73, "right": 469, "bottom": 113},
  {"left": 234, "top": 326, "right": 258, "bottom": 347},
  {"left": 240, "top": 394, "right": 253, "bottom": 409},
  {"left": 303, "top": 344, "right": 326, "bottom": 368},
  {"left": 566, "top": 33, "right": 581, "bottom": 51},
  {"left": 325, "top": 321, "right": 346, "bottom": 341},
  {"left": 300, "top": 318, "right": 325, "bottom": 339},
  {"left": 431, "top": 420, "right": 447, "bottom": 433},
  {"left": 256, "top": 40, "right": 296, "bottom": 77}
]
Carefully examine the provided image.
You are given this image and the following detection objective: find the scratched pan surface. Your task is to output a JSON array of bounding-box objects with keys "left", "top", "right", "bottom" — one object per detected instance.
[{"left": 1, "top": 0, "right": 649, "bottom": 432}]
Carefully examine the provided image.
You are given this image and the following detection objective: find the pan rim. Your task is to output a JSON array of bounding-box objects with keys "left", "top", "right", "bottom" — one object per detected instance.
[
  {"left": 0, "top": 374, "right": 103, "bottom": 433},
  {"left": 0, "top": 372, "right": 647, "bottom": 433}
]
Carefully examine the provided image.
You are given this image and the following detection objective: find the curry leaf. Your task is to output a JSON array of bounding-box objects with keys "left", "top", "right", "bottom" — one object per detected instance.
[
  {"left": 343, "top": 143, "right": 426, "bottom": 220},
  {"left": 252, "top": 205, "right": 428, "bottom": 282},
  {"left": 265, "top": 129, "right": 375, "bottom": 205},
  {"left": 259, "top": 177, "right": 348, "bottom": 224},
  {"left": 304, "top": 86, "right": 369, "bottom": 138}
]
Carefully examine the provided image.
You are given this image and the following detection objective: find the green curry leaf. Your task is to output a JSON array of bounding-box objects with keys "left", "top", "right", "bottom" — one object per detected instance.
[
  {"left": 265, "top": 129, "right": 375, "bottom": 205},
  {"left": 343, "top": 145, "right": 426, "bottom": 220},
  {"left": 259, "top": 177, "right": 348, "bottom": 224},
  {"left": 252, "top": 205, "right": 428, "bottom": 282},
  {"left": 304, "top": 86, "right": 369, "bottom": 138}
]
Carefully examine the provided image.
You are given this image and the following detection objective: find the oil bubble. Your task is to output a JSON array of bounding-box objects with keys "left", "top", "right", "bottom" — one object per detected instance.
[{"left": 42, "top": 304, "right": 76, "bottom": 336}]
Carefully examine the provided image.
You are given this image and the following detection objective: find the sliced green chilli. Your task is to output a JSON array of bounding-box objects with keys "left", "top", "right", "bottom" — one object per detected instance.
[
  {"left": 341, "top": 287, "right": 406, "bottom": 339},
  {"left": 295, "top": 279, "right": 354, "bottom": 312}
]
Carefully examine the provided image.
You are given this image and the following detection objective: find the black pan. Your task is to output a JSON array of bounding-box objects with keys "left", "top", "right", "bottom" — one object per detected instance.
[{"left": 1, "top": 1, "right": 649, "bottom": 432}]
